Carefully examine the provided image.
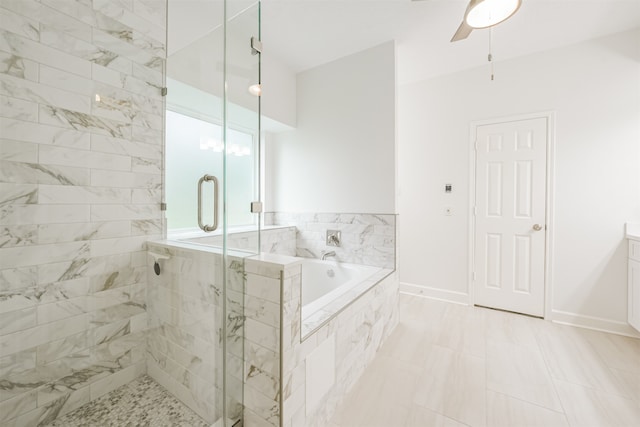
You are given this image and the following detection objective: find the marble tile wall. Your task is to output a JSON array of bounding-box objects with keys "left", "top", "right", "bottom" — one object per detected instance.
[
  {"left": 146, "top": 241, "right": 245, "bottom": 425},
  {"left": 264, "top": 212, "right": 396, "bottom": 269},
  {"left": 242, "top": 253, "right": 399, "bottom": 427},
  {"left": 282, "top": 271, "right": 399, "bottom": 427},
  {"left": 185, "top": 226, "right": 297, "bottom": 256},
  {"left": 0, "top": 1, "right": 166, "bottom": 425}
]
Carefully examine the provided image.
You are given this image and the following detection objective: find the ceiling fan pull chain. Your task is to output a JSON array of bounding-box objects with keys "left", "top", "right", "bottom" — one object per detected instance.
[{"left": 488, "top": 27, "right": 495, "bottom": 81}]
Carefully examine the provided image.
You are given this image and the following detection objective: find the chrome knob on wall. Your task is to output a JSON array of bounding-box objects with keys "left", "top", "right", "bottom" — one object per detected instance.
[
  {"left": 326, "top": 230, "right": 341, "bottom": 247},
  {"left": 533, "top": 224, "right": 543, "bottom": 231}
]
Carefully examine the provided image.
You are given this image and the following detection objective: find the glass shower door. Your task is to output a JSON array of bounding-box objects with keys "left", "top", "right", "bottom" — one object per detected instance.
[
  {"left": 164, "top": 1, "right": 261, "bottom": 426},
  {"left": 223, "top": 1, "right": 262, "bottom": 425}
]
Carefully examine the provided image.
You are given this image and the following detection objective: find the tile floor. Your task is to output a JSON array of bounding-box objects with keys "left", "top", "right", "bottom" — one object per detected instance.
[
  {"left": 330, "top": 293, "right": 640, "bottom": 427},
  {"left": 45, "top": 375, "right": 209, "bottom": 427}
]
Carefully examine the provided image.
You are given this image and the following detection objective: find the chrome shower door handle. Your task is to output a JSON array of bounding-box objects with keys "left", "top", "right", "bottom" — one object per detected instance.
[{"left": 198, "top": 174, "right": 219, "bottom": 232}]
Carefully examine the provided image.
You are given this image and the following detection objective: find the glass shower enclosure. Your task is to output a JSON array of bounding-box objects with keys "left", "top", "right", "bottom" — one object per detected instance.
[{"left": 163, "top": 0, "right": 261, "bottom": 425}]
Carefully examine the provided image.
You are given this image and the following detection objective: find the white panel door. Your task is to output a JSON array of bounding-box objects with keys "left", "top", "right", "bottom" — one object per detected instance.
[{"left": 474, "top": 117, "right": 547, "bottom": 317}]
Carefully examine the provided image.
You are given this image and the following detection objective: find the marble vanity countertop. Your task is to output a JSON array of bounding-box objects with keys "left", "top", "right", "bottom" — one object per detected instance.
[{"left": 626, "top": 223, "right": 640, "bottom": 241}]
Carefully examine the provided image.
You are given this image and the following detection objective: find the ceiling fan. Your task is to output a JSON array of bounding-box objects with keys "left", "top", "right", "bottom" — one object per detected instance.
[{"left": 413, "top": 0, "right": 522, "bottom": 42}]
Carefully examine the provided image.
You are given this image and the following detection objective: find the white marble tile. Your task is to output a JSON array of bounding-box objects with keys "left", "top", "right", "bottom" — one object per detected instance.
[
  {"left": 39, "top": 105, "right": 132, "bottom": 140},
  {"left": 245, "top": 295, "right": 280, "bottom": 329},
  {"left": 0, "top": 204, "right": 90, "bottom": 226},
  {"left": 90, "top": 170, "right": 161, "bottom": 189},
  {"left": 0, "top": 94, "right": 37, "bottom": 121},
  {"left": 245, "top": 383, "right": 280, "bottom": 427},
  {"left": 0, "top": 389, "right": 37, "bottom": 423},
  {"left": 246, "top": 273, "right": 281, "bottom": 304},
  {"left": 0, "top": 7, "right": 39, "bottom": 41},
  {"left": 0, "top": 348, "right": 35, "bottom": 379},
  {"left": 38, "top": 221, "right": 131, "bottom": 244},
  {"left": 0, "top": 224, "right": 38, "bottom": 248},
  {"left": 0, "top": 240, "right": 89, "bottom": 269},
  {"left": 131, "top": 123, "right": 162, "bottom": 143},
  {"left": 37, "top": 297, "right": 86, "bottom": 325},
  {"left": 91, "top": 28, "right": 159, "bottom": 71},
  {"left": 2, "top": 0, "right": 92, "bottom": 42},
  {"left": 0, "top": 161, "right": 90, "bottom": 188},
  {"left": 0, "top": 139, "right": 38, "bottom": 163},
  {"left": 0, "top": 306, "right": 36, "bottom": 335},
  {"left": 38, "top": 23, "right": 129, "bottom": 72},
  {"left": 3, "top": 25, "right": 84, "bottom": 78},
  {"left": 36, "top": 330, "right": 92, "bottom": 366},
  {"left": 39, "top": 0, "right": 98, "bottom": 27},
  {"left": 36, "top": 259, "right": 92, "bottom": 285},
  {"left": 132, "top": 62, "right": 162, "bottom": 86},
  {"left": 38, "top": 185, "right": 131, "bottom": 205},
  {"left": 131, "top": 156, "right": 161, "bottom": 173},
  {"left": 246, "top": 318, "right": 279, "bottom": 353},
  {"left": 91, "top": 62, "right": 124, "bottom": 88},
  {"left": 39, "top": 64, "right": 94, "bottom": 97},
  {"left": 0, "top": 266, "right": 37, "bottom": 291},
  {"left": 91, "top": 236, "right": 156, "bottom": 258},
  {"left": 0, "top": 313, "right": 89, "bottom": 357},
  {"left": 90, "top": 133, "right": 161, "bottom": 160},
  {"left": 131, "top": 219, "right": 161, "bottom": 235},
  {"left": 89, "top": 361, "right": 144, "bottom": 400},
  {"left": 0, "top": 117, "right": 90, "bottom": 149},
  {"left": 93, "top": 0, "right": 165, "bottom": 43},
  {"left": 89, "top": 203, "right": 159, "bottom": 222},
  {"left": 0, "top": 50, "right": 39, "bottom": 82},
  {"left": 91, "top": 9, "right": 165, "bottom": 57},
  {"left": 0, "top": 72, "right": 90, "bottom": 114},
  {"left": 306, "top": 336, "right": 335, "bottom": 416}
]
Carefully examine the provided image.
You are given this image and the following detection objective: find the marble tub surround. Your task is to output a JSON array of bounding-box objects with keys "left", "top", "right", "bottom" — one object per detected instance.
[
  {"left": 146, "top": 240, "right": 246, "bottom": 424},
  {"left": 182, "top": 225, "right": 297, "bottom": 255},
  {"left": 242, "top": 253, "right": 399, "bottom": 427},
  {"left": 264, "top": 212, "right": 396, "bottom": 269},
  {"left": 301, "top": 267, "right": 394, "bottom": 338},
  {"left": 0, "top": 1, "right": 166, "bottom": 425}
]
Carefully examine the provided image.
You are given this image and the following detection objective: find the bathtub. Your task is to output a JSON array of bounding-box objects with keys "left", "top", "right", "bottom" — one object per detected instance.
[{"left": 300, "top": 259, "right": 382, "bottom": 320}]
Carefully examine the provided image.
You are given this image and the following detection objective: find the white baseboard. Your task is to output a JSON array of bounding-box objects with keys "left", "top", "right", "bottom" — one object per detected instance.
[
  {"left": 399, "top": 282, "right": 470, "bottom": 305},
  {"left": 550, "top": 310, "right": 640, "bottom": 338}
]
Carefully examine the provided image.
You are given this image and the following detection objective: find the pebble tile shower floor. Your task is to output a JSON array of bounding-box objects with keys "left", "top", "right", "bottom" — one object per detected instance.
[{"left": 45, "top": 375, "right": 209, "bottom": 427}]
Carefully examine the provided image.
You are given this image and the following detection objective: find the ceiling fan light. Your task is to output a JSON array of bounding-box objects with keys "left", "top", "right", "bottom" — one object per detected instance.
[{"left": 465, "top": 0, "right": 522, "bottom": 29}]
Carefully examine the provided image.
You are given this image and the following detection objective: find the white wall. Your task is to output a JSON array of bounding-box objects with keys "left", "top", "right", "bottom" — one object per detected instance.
[
  {"left": 266, "top": 41, "right": 396, "bottom": 213},
  {"left": 398, "top": 29, "right": 640, "bottom": 332}
]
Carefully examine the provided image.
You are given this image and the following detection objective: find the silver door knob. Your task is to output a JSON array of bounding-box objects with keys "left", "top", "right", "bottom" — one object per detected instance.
[{"left": 533, "top": 224, "right": 543, "bottom": 231}]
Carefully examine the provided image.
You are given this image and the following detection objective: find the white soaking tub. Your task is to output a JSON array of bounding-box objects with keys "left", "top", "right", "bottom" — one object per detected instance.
[{"left": 300, "top": 258, "right": 382, "bottom": 320}]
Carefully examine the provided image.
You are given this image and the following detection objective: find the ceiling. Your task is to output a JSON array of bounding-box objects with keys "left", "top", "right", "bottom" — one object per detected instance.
[{"left": 168, "top": 0, "right": 640, "bottom": 85}]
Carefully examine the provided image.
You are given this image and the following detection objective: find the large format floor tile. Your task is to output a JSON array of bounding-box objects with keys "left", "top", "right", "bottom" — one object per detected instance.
[
  {"left": 332, "top": 293, "right": 640, "bottom": 427},
  {"left": 486, "top": 391, "right": 569, "bottom": 427}
]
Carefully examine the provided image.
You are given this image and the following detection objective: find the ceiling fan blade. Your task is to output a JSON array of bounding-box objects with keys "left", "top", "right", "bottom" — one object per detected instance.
[{"left": 451, "top": 21, "right": 473, "bottom": 42}]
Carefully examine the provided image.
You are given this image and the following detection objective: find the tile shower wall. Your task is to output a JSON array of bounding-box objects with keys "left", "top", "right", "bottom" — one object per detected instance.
[
  {"left": 264, "top": 212, "right": 395, "bottom": 269},
  {"left": 0, "top": 1, "right": 166, "bottom": 425},
  {"left": 146, "top": 241, "right": 246, "bottom": 425}
]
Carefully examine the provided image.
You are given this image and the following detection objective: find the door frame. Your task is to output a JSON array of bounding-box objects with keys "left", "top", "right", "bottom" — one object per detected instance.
[{"left": 467, "top": 111, "right": 556, "bottom": 319}]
